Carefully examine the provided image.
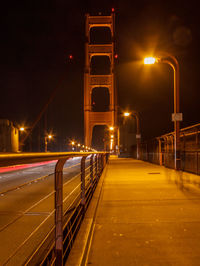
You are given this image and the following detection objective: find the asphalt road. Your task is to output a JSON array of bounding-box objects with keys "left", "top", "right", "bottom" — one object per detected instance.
[{"left": 0, "top": 157, "right": 89, "bottom": 265}]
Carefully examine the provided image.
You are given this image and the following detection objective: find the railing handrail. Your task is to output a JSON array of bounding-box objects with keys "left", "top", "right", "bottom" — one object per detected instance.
[
  {"left": 158, "top": 123, "right": 200, "bottom": 139},
  {"left": 0, "top": 151, "right": 108, "bottom": 167},
  {"left": 1, "top": 151, "right": 109, "bottom": 265}
]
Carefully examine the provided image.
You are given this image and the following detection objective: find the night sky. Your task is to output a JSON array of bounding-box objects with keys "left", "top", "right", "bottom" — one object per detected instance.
[{"left": 1, "top": 0, "right": 200, "bottom": 151}]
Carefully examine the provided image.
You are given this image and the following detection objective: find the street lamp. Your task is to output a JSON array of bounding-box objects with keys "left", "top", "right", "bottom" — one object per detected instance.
[
  {"left": 45, "top": 134, "right": 53, "bottom": 152},
  {"left": 144, "top": 55, "right": 182, "bottom": 170},
  {"left": 71, "top": 141, "right": 75, "bottom": 151},
  {"left": 124, "top": 112, "right": 130, "bottom": 117},
  {"left": 108, "top": 126, "right": 120, "bottom": 154},
  {"left": 123, "top": 111, "right": 141, "bottom": 159},
  {"left": 19, "top": 126, "right": 25, "bottom": 151}
]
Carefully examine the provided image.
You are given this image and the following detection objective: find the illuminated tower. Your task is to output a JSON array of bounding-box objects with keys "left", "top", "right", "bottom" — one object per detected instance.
[{"left": 84, "top": 12, "right": 117, "bottom": 148}]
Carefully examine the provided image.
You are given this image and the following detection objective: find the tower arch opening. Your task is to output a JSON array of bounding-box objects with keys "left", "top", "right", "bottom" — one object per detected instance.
[
  {"left": 91, "top": 87, "right": 110, "bottom": 112},
  {"left": 90, "top": 27, "right": 112, "bottom": 44},
  {"left": 90, "top": 55, "right": 111, "bottom": 75},
  {"left": 92, "top": 125, "right": 108, "bottom": 151}
]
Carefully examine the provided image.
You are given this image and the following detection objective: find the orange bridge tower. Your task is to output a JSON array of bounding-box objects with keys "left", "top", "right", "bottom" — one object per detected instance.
[{"left": 84, "top": 13, "right": 117, "bottom": 148}]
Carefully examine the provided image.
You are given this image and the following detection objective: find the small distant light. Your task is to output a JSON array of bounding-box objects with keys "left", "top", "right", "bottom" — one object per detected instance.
[
  {"left": 78, "top": 143, "right": 81, "bottom": 147},
  {"left": 19, "top": 127, "right": 25, "bottom": 131},
  {"left": 144, "top": 57, "right": 156, "bottom": 65},
  {"left": 111, "top": 135, "right": 114, "bottom": 139},
  {"left": 111, "top": 8, "right": 115, "bottom": 12},
  {"left": 114, "top": 54, "right": 118, "bottom": 59},
  {"left": 109, "top": 126, "right": 114, "bottom": 131},
  {"left": 124, "top": 112, "right": 130, "bottom": 117},
  {"left": 69, "top": 54, "right": 73, "bottom": 60},
  {"left": 48, "top": 135, "right": 52, "bottom": 139},
  {"left": 71, "top": 141, "right": 75, "bottom": 145}
]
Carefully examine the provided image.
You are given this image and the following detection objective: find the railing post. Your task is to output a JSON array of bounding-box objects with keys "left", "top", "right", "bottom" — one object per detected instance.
[
  {"left": 103, "top": 154, "right": 105, "bottom": 168},
  {"left": 90, "top": 155, "right": 94, "bottom": 186},
  {"left": 81, "top": 156, "right": 86, "bottom": 215},
  {"left": 98, "top": 154, "right": 101, "bottom": 177},
  {"left": 55, "top": 158, "right": 68, "bottom": 266},
  {"left": 98, "top": 154, "right": 102, "bottom": 176},
  {"left": 101, "top": 154, "right": 104, "bottom": 173},
  {"left": 106, "top": 153, "right": 109, "bottom": 163},
  {"left": 95, "top": 154, "right": 98, "bottom": 179}
]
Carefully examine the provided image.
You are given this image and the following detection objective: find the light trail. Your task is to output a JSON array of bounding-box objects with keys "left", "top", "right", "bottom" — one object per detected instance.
[{"left": 0, "top": 160, "right": 57, "bottom": 173}]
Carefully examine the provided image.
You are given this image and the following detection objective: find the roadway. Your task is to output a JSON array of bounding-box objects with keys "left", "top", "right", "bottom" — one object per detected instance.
[{"left": 0, "top": 157, "right": 87, "bottom": 265}]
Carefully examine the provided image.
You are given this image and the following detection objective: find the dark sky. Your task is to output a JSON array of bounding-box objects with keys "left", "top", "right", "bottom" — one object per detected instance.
[{"left": 0, "top": 0, "right": 200, "bottom": 150}]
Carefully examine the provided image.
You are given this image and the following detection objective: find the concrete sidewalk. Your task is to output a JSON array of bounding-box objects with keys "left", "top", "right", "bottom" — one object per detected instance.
[{"left": 67, "top": 157, "right": 200, "bottom": 266}]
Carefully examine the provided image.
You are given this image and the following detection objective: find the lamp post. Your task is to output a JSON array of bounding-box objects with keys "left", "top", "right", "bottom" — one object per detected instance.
[
  {"left": 123, "top": 112, "right": 141, "bottom": 159},
  {"left": 19, "top": 126, "right": 25, "bottom": 152},
  {"left": 45, "top": 134, "right": 52, "bottom": 152},
  {"left": 144, "top": 55, "right": 182, "bottom": 170},
  {"left": 71, "top": 141, "right": 75, "bottom": 151},
  {"left": 109, "top": 126, "right": 120, "bottom": 154}
]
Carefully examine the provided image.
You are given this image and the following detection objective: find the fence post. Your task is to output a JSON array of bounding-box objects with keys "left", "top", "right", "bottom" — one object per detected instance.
[
  {"left": 95, "top": 154, "right": 98, "bottom": 179},
  {"left": 90, "top": 155, "right": 94, "bottom": 186},
  {"left": 103, "top": 153, "right": 106, "bottom": 168},
  {"left": 101, "top": 154, "right": 104, "bottom": 173},
  {"left": 106, "top": 153, "right": 109, "bottom": 163},
  {"left": 55, "top": 158, "right": 68, "bottom": 266},
  {"left": 81, "top": 156, "right": 86, "bottom": 215},
  {"left": 98, "top": 154, "right": 101, "bottom": 177},
  {"left": 158, "top": 139, "right": 162, "bottom": 166}
]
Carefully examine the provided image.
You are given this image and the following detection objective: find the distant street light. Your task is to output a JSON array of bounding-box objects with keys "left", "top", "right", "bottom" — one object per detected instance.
[
  {"left": 19, "top": 126, "right": 26, "bottom": 151},
  {"left": 123, "top": 111, "right": 141, "bottom": 159},
  {"left": 71, "top": 141, "right": 75, "bottom": 151},
  {"left": 124, "top": 112, "right": 130, "bottom": 117},
  {"left": 108, "top": 126, "right": 120, "bottom": 154},
  {"left": 144, "top": 54, "right": 182, "bottom": 170},
  {"left": 45, "top": 134, "right": 53, "bottom": 152}
]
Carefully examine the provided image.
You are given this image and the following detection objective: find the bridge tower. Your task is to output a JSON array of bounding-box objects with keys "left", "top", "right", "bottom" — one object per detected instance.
[{"left": 84, "top": 13, "right": 117, "bottom": 148}]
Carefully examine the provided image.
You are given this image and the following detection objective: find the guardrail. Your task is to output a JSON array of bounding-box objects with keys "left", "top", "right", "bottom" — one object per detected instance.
[
  {"left": 0, "top": 152, "right": 109, "bottom": 265},
  {"left": 140, "top": 123, "right": 200, "bottom": 175}
]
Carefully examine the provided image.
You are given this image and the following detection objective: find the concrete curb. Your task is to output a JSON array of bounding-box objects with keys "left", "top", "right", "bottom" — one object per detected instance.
[{"left": 66, "top": 163, "right": 108, "bottom": 266}]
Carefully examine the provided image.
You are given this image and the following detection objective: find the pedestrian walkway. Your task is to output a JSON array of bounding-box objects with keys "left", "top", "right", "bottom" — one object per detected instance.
[{"left": 67, "top": 157, "right": 200, "bottom": 266}]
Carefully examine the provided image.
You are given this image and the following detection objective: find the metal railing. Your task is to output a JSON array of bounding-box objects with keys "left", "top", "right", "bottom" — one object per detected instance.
[
  {"left": 0, "top": 152, "right": 109, "bottom": 265},
  {"left": 140, "top": 123, "right": 200, "bottom": 175}
]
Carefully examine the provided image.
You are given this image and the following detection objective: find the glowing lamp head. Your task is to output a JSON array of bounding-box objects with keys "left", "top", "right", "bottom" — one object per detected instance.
[
  {"left": 109, "top": 126, "right": 114, "bottom": 131},
  {"left": 78, "top": 143, "right": 80, "bottom": 147},
  {"left": 71, "top": 141, "right": 75, "bottom": 145},
  {"left": 124, "top": 112, "right": 130, "bottom": 117},
  {"left": 144, "top": 57, "right": 156, "bottom": 65},
  {"left": 48, "top": 135, "right": 52, "bottom": 139},
  {"left": 111, "top": 135, "right": 114, "bottom": 139},
  {"left": 19, "top": 127, "right": 25, "bottom": 132}
]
